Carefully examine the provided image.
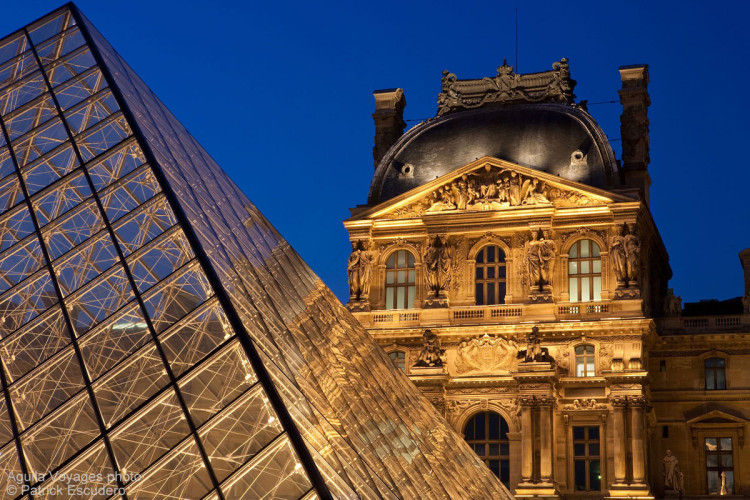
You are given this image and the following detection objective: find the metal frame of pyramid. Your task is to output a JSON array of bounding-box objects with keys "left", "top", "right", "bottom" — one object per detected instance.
[{"left": 0, "top": 4, "right": 511, "bottom": 499}]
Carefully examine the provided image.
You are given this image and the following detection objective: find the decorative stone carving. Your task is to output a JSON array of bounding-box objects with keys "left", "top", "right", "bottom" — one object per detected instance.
[
  {"left": 561, "top": 226, "right": 607, "bottom": 245},
  {"left": 662, "top": 450, "right": 682, "bottom": 493},
  {"left": 379, "top": 238, "right": 421, "bottom": 260},
  {"left": 625, "top": 224, "right": 641, "bottom": 285},
  {"left": 455, "top": 334, "right": 519, "bottom": 374},
  {"left": 414, "top": 330, "right": 446, "bottom": 367},
  {"left": 423, "top": 236, "right": 452, "bottom": 304},
  {"left": 436, "top": 58, "right": 576, "bottom": 116},
  {"left": 611, "top": 224, "right": 641, "bottom": 298},
  {"left": 564, "top": 399, "right": 604, "bottom": 410},
  {"left": 347, "top": 240, "right": 374, "bottom": 307},
  {"left": 450, "top": 237, "right": 467, "bottom": 292},
  {"left": 663, "top": 288, "right": 682, "bottom": 316},
  {"left": 598, "top": 344, "right": 613, "bottom": 371},
  {"left": 523, "top": 229, "right": 557, "bottom": 301},
  {"left": 425, "top": 166, "right": 554, "bottom": 213},
  {"left": 517, "top": 327, "right": 554, "bottom": 363},
  {"left": 610, "top": 226, "right": 628, "bottom": 286},
  {"left": 384, "top": 164, "right": 605, "bottom": 220}
]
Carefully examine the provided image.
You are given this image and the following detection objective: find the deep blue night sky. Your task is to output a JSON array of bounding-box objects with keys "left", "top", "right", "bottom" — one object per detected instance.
[{"left": 3, "top": 1, "right": 749, "bottom": 304}]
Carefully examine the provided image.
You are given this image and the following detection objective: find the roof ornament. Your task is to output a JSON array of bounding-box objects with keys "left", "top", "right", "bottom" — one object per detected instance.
[{"left": 436, "top": 58, "right": 577, "bottom": 115}]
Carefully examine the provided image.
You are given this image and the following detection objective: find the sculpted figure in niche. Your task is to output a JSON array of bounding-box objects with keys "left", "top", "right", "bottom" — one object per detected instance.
[
  {"left": 662, "top": 449, "right": 679, "bottom": 491},
  {"left": 610, "top": 225, "right": 628, "bottom": 286},
  {"left": 624, "top": 224, "right": 641, "bottom": 284},
  {"left": 524, "top": 230, "right": 543, "bottom": 289},
  {"left": 347, "top": 240, "right": 373, "bottom": 301},
  {"left": 524, "top": 229, "right": 556, "bottom": 291},
  {"left": 424, "top": 236, "right": 452, "bottom": 297},
  {"left": 539, "top": 230, "right": 557, "bottom": 287},
  {"left": 414, "top": 329, "right": 445, "bottom": 367}
]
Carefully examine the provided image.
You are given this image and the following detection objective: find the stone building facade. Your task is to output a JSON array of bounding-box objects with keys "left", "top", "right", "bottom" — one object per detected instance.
[{"left": 344, "top": 61, "right": 750, "bottom": 498}]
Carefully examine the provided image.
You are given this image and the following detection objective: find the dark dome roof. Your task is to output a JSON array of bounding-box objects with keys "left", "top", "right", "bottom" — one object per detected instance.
[{"left": 368, "top": 103, "right": 618, "bottom": 205}]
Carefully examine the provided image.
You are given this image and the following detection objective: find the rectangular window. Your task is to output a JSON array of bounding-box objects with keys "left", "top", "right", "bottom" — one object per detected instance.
[
  {"left": 706, "top": 437, "right": 733, "bottom": 495},
  {"left": 573, "top": 426, "right": 601, "bottom": 491}
]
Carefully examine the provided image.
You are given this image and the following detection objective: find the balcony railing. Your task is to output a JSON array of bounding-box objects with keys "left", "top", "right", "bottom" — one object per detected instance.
[
  {"left": 659, "top": 314, "right": 749, "bottom": 334},
  {"left": 354, "top": 300, "right": 633, "bottom": 328}
]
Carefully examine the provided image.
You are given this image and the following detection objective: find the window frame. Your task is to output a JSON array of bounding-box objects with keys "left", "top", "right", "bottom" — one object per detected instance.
[
  {"left": 388, "top": 350, "right": 406, "bottom": 373},
  {"left": 574, "top": 344, "right": 596, "bottom": 378},
  {"left": 704, "top": 357, "right": 727, "bottom": 390},
  {"left": 572, "top": 425, "right": 602, "bottom": 492},
  {"left": 384, "top": 249, "right": 416, "bottom": 310},
  {"left": 474, "top": 245, "right": 507, "bottom": 306},
  {"left": 462, "top": 410, "right": 511, "bottom": 486},
  {"left": 567, "top": 239, "right": 602, "bottom": 303}
]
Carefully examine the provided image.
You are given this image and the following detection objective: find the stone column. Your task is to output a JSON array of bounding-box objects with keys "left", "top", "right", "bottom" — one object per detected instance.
[
  {"left": 630, "top": 398, "right": 646, "bottom": 484},
  {"left": 539, "top": 399, "right": 553, "bottom": 482},
  {"left": 611, "top": 397, "right": 627, "bottom": 484},
  {"left": 521, "top": 402, "right": 534, "bottom": 482}
]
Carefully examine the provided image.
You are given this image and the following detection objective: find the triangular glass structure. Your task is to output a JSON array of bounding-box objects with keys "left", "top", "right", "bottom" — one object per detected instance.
[{"left": 0, "top": 4, "right": 512, "bottom": 499}]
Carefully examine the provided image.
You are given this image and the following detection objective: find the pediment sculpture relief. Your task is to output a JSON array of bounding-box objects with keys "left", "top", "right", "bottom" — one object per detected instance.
[
  {"left": 380, "top": 164, "right": 603, "bottom": 220},
  {"left": 454, "top": 334, "right": 519, "bottom": 374}
]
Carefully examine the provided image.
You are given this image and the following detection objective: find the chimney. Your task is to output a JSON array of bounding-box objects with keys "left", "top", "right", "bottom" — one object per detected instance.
[
  {"left": 739, "top": 248, "right": 750, "bottom": 297},
  {"left": 618, "top": 65, "right": 651, "bottom": 203},
  {"left": 372, "top": 89, "right": 406, "bottom": 168}
]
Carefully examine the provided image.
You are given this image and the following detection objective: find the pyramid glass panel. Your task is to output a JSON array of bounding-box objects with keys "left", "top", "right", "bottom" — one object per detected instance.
[{"left": 0, "top": 4, "right": 512, "bottom": 499}]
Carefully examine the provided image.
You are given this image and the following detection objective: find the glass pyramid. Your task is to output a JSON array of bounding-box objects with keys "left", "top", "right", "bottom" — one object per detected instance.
[{"left": 0, "top": 4, "right": 512, "bottom": 499}]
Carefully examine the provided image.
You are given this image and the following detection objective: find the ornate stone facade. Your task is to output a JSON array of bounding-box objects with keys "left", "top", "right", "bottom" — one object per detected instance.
[{"left": 346, "top": 60, "right": 750, "bottom": 499}]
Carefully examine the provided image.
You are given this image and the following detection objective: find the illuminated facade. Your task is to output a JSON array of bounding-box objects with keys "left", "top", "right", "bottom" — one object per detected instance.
[
  {"left": 0, "top": 5, "right": 513, "bottom": 499},
  {"left": 345, "top": 62, "right": 750, "bottom": 498}
]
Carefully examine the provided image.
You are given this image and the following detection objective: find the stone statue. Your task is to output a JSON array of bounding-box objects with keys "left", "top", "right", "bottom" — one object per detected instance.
[
  {"left": 424, "top": 236, "right": 452, "bottom": 297},
  {"left": 517, "top": 326, "right": 554, "bottom": 363},
  {"left": 663, "top": 288, "right": 682, "bottom": 316},
  {"left": 414, "top": 329, "right": 445, "bottom": 367},
  {"left": 720, "top": 471, "right": 728, "bottom": 495},
  {"left": 524, "top": 230, "right": 543, "bottom": 289},
  {"left": 521, "top": 178, "right": 550, "bottom": 205},
  {"left": 539, "top": 230, "right": 557, "bottom": 287},
  {"left": 610, "top": 225, "right": 628, "bottom": 286},
  {"left": 524, "top": 229, "right": 556, "bottom": 292},
  {"left": 347, "top": 240, "right": 373, "bottom": 301},
  {"left": 662, "top": 449, "right": 679, "bottom": 491},
  {"left": 624, "top": 224, "right": 641, "bottom": 284},
  {"left": 743, "top": 294, "right": 750, "bottom": 314}
]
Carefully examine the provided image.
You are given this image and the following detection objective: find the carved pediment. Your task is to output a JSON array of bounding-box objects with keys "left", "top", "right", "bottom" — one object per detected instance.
[{"left": 357, "top": 157, "right": 628, "bottom": 221}]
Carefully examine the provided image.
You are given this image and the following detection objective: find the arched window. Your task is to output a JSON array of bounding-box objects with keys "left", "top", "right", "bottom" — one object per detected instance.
[
  {"left": 575, "top": 345, "right": 596, "bottom": 377},
  {"left": 463, "top": 411, "right": 510, "bottom": 486},
  {"left": 568, "top": 239, "right": 602, "bottom": 302},
  {"left": 388, "top": 351, "right": 406, "bottom": 372},
  {"left": 705, "top": 357, "right": 726, "bottom": 390},
  {"left": 385, "top": 250, "right": 415, "bottom": 310},
  {"left": 475, "top": 245, "right": 506, "bottom": 305}
]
